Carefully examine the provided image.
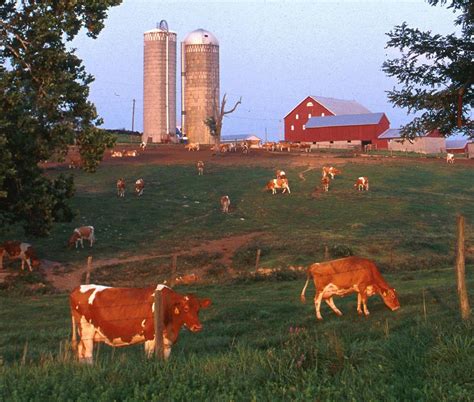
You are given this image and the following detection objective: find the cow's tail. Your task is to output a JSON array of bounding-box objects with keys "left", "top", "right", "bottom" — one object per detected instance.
[
  {"left": 71, "top": 310, "right": 78, "bottom": 352},
  {"left": 300, "top": 268, "right": 312, "bottom": 303}
]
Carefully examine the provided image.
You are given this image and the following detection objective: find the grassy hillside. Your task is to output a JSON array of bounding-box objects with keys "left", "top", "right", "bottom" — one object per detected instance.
[
  {"left": 1, "top": 160, "right": 472, "bottom": 272},
  {"left": 0, "top": 157, "right": 473, "bottom": 399}
]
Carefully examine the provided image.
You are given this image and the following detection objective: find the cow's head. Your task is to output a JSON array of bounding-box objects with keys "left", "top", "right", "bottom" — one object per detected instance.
[
  {"left": 171, "top": 294, "right": 212, "bottom": 332},
  {"left": 381, "top": 288, "right": 400, "bottom": 311},
  {"left": 67, "top": 233, "right": 78, "bottom": 248}
]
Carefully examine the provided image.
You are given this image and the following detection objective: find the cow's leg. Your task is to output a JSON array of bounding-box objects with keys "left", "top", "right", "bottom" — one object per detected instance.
[
  {"left": 21, "top": 258, "right": 25, "bottom": 271},
  {"left": 314, "top": 292, "right": 324, "bottom": 320},
  {"left": 81, "top": 238, "right": 84, "bottom": 248},
  {"left": 286, "top": 186, "right": 291, "bottom": 194},
  {"left": 144, "top": 339, "right": 155, "bottom": 358},
  {"left": 325, "top": 297, "right": 343, "bottom": 316},
  {"left": 360, "top": 291, "right": 370, "bottom": 316},
  {"left": 26, "top": 258, "right": 33, "bottom": 272},
  {"left": 78, "top": 316, "right": 95, "bottom": 364},
  {"left": 357, "top": 293, "right": 363, "bottom": 315}
]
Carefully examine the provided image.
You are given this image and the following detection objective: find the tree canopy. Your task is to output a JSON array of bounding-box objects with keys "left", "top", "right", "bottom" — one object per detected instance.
[
  {"left": 0, "top": 0, "right": 122, "bottom": 236},
  {"left": 382, "top": 0, "right": 473, "bottom": 139}
]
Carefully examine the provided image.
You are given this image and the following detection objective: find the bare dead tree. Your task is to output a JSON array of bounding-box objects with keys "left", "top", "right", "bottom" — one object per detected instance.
[{"left": 204, "top": 93, "right": 242, "bottom": 153}]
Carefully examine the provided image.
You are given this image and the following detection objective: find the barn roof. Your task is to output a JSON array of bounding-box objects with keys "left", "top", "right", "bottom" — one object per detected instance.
[
  {"left": 378, "top": 128, "right": 440, "bottom": 139},
  {"left": 446, "top": 139, "right": 469, "bottom": 150},
  {"left": 284, "top": 96, "right": 371, "bottom": 119},
  {"left": 306, "top": 113, "right": 385, "bottom": 129},
  {"left": 311, "top": 96, "right": 371, "bottom": 115}
]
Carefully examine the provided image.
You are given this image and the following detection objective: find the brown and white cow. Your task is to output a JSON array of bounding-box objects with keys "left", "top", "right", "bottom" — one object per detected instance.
[
  {"left": 116, "top": 178, "right": 126, "bottom": 197},
  {"left": 300, "top": 256, "right": 400, "bottom": 320},
  {"left": 354, "top": 176, "right": 369, "bottom": 191},
  {"left": 70, "top": 284, "right": 211, "bottom": 364},
  {"left": 135, "top": 178, "right": 145, "bottom": 196},
  {"left": 186, "top": 143, "right": 200, "bottom": 151},
  {"left": 124, "top": 150, "right": 138, "bottom": 157},
  {"left": 140, "top": 141, "right": 147, "bottom": 151},
  {"left": 68, "top": 226, "right": 95, "bottom": 249},
  {"left": 220, "top": 195, "right": 230, "bottom": 213},
  {"left": 266, "top": 178, "right": 290, "bottom": 195},
  {"left": 0, "top": 241, "right": 40, "bottom": 271},
  {"left": 446, "top": 153, "right": 455, "bottom": 164},
  {"left": 322, "top": 166, "right": 341, "bottom": 180},
  {"left": 197, "top": 161, "right": 205, "bottom": 176},
  {"left": 111, "top": 151, "right": 123, "bottom": 158},
  {"left": 321, "top": 176, "right": 330, "bottom": 192}
]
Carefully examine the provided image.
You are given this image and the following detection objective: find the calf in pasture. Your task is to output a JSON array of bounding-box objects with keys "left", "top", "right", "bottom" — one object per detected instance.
[
  {"left": 186, "top": 143, "right": 200, "bottom": 151},
  {"left": 140, "top": 141, "right": 147, "bottom": 151},
  {"left": 322, "top": 166, "right": 341, "bottom": 180},
  {"left": 262, "top": 142, "right": 276, "bottom": 151},
  {"left": 116, "top": 178, "right": 126, "bottom": 197},
  {"left": 197, "top": 161, "right": 205, "bottom": 176},
  {"left": 0, "top": 241, "right": 40, "bottom": 271},
  {"left": 241, "top": 143, "right": 249, "bottom": 154},
  {"left": 321, "top": 176, "right": 330, "bottom": 192},
  {"left": 220, "top": 195, "right": 231, "bottom": 213},
  {"left": 135, "top": 178, "right": 145, "bottom": 196},
  {"left": 70, "top": 284, "right": 211, "bottom": 364},
  {"left": 278, "top": 142, "right": 291, "bottom": 152},
  {"left": 266, "top": 178, "right": 290, "bottom": 195},
  {"left": 354, "top": 177, "right": 369, "bottom": 191},
  {"left": 446, "top": 153, "right": 455, "bottom": 164},
  {"left": 111, "top": 151, "right": 123, "bottom": 158},
  {"left": 68, "top": 226, "right": 95, "bottom": 249},
  {"left": 300, "top": 256, "right": 400, "bottom": 320},
  {"left": 123, "top": 150, "right": 138, "bottom": 157}
]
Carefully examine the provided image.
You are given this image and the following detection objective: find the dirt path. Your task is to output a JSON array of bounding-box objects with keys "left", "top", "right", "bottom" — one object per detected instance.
[
  {"left": 45, "top": 232, "right": 262, "bottom": 292},
  {"left": 298, "top": 166, "right": 318, "bottom": 181}
]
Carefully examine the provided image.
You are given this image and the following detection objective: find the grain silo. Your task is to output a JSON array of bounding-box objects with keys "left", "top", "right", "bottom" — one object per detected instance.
[
  {"left": 143, "top": 20, "right": 177, "bottom": 143},
  {"left": 181, "top": 28, "right": 220, "bottom": 145}
]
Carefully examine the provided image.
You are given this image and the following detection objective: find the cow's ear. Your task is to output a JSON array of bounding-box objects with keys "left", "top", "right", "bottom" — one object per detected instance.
[
  {"left": 174, "top": 306, "right": 180, "bottom": 315},
  {"left": 200, "top": 298, "right": 212, "bottom": 308}
]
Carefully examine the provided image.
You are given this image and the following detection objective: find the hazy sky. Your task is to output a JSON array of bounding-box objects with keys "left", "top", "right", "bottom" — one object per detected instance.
[{"left": 72, "top": 0, "right": 460, "bottom": 141}]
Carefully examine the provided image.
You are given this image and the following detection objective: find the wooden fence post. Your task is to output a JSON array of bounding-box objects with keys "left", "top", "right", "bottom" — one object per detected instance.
[
  {"left": 85, "top": 256, "right": 92, "bottom": 284},
  {"left": 169, "top": 255, "right": 177, "bottom": 287},
  {"left": 154, "top": 289, "right": 164, "bottom": 360},
  {"left": 456, "top": 215, "right": 471, "bottom": 320},
  {"left": 255, "top": 249, "right": 261, "bottom": 270}
]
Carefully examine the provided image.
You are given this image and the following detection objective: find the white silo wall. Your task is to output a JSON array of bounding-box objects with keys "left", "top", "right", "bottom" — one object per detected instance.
[
  {"left": 143, "top": 29, "right": 177, "bottom": 143},
  {"left": 182, "top": 29, "right": 220, "bottom": 145}
]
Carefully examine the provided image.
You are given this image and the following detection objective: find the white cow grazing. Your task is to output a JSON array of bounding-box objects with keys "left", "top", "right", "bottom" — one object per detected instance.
[{"left": 446, "top": 153, "right": 455, "bottom": 164}]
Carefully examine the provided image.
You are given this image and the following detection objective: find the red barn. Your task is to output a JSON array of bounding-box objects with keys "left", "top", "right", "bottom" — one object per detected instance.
[{"left": 284, "top": 96, "right": 389, "bottom": 149}]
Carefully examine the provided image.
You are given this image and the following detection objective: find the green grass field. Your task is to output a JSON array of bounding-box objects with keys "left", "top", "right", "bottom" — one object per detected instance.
[{"left": 0, "top": 156, "right": 473, "bottom": 400}]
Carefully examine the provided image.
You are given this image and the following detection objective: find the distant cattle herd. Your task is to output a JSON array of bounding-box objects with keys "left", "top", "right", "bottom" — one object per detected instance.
[{"left": 3, "top": 141, "right": 462, "bottom": 364}]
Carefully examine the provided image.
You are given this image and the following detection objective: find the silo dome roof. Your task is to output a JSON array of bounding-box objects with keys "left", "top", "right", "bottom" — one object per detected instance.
[{"left": 183, "top": 29, "right": 219, "bottom": 45}]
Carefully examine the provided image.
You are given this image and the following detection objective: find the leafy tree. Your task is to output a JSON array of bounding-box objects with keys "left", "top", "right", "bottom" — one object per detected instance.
[
  {"left": 383, "top": 0, "right": 473, "bottom": 139},
  {"left": 0, "top": 0, "right": 121, "bottom": 236},
  {"left": 204, "top": 93, "right": 242, "bottom": 152}
]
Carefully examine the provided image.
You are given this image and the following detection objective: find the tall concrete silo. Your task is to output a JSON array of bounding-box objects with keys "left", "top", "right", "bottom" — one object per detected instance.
[
  {"left": 181, "top": 29, "right": 220, "bottom": 144},
  {"left": 143, "top": 21, "right": 177, "bottom": 143}
]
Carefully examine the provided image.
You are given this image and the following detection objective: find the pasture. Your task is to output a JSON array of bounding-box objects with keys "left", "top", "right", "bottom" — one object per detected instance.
[{"left": 0, "top": 147, "right": 473, "bottom": 400}]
